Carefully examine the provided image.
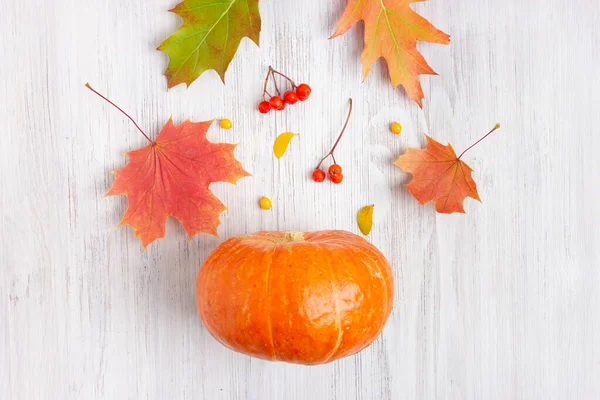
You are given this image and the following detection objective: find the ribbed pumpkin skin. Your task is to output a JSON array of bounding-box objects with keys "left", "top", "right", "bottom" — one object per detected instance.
[{"left": 196, "top": 230, "right": 394, "bottom": 365}]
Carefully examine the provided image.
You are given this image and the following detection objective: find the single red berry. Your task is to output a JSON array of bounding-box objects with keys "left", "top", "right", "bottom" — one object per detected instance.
[
  {"left": 258, "top": 101, "right": 271, "bottom": 114},
  {"left": 283, "top": 91, "right": 299, "bottom": 104},
  {"left": 296, "top": 84, "right": 311, "bottom": 101},
  {"left": 312, "top": 169, "right": 326, "bottom": 182},
  {"left": 269, "top": 96, "right": 284, "bottom": 110},
  {"left": 328, "top": 164, "right": 342, "bottom": 177},
  {"left": 330, "top": 173, "right": 344, "bottom": 184}
]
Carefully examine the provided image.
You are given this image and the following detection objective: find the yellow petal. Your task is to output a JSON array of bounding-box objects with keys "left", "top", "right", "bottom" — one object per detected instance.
[
  {"left": 273, "top": 132, "right": 298, "bottom": 159},
  {"left": 357, "top": 205, "right": 374, "bottom": 236}
]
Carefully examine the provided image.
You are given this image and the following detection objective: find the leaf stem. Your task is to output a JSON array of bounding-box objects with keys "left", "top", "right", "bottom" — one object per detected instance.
[
  {"left": 85, "top": 83, "right": 153, "bottom": 144},
  {"left": 458, "top": 123, "right": 501, "bottom": 160},
  {"left": 316, "top": 98, "right": 353, "bottom": 169}
]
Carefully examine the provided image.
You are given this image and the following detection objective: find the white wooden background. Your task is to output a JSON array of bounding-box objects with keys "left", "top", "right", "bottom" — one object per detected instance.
[{"left": 2, "top": 0, "right": 599, "bottom": 399}]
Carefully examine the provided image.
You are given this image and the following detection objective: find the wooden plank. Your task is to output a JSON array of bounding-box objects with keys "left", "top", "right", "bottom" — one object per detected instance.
[{"left": 1, "top": 0, "right": 599, "bottom": 398}]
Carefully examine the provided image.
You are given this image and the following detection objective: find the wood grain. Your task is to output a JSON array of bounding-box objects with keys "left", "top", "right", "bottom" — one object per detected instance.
[{"left": 1, "top": 0, "right": 599, "bottom": 399}]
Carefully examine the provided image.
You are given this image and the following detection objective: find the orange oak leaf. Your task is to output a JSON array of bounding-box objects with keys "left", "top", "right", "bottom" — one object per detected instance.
[
  {"left": 107, "top": 118, "right": 250, "bottom": 248},
  {"left": 331, "top": 0, "right": 450, "bottom": 106},
  {"left": 395, "top": 125, "right": 500, "bottom": 213}
]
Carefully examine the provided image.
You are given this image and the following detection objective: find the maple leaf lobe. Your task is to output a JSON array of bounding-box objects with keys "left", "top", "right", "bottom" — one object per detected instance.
[
  {"left": 395, "top": 135, "right": 480, "bottom": 214},
  {"left": 159, "top": 0, "right": 261, "bottom": 88},
  {"left": 332, "top": 0, "right": 449, "bottom": 106},
  {"left": 107, "top": 118, "right": 250, "bottom": 248}
]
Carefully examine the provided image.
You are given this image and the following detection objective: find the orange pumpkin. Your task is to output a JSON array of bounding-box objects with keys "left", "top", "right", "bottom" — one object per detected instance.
[{"left": 196, "top": 230, "right": 394, "bottom": 365}]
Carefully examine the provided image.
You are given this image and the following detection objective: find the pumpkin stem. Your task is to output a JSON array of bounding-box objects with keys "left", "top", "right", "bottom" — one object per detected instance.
[{"left": 283, "top": 232, "right": 305, "bottom": 242}]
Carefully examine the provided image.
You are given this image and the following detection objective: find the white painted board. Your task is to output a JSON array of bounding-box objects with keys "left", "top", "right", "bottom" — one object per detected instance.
[{"left": 1, "top": 0, "right": 599, "bottom": 399}]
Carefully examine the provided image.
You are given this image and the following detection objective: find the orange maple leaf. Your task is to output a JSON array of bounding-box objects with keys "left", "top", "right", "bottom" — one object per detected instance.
[
  {"left": 394, "top": 125, "right": 500, "bottom": 214},
  {"left": 107, "top": 118, "right": 250, "bottom": 248},
  {"left": 331, "top": 0, "right": 450, "bottom": 106}
]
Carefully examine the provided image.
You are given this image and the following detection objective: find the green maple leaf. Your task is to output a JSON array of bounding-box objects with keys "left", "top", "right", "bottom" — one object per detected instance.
[{"left": 158, "top": 0, "right": 261, "bottom": 89}]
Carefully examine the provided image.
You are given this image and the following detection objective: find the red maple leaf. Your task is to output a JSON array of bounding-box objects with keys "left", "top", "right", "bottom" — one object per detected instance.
[{"left": 87, "top": 84, "right": 249, "bottom": 248}]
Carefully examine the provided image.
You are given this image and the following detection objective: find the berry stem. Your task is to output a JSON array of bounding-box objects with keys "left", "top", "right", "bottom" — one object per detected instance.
[
  {"left": 269, "top": 66, "right": 297, "bottom": 88},
  {"left": 457, "top": 123, "right": 501, "bottom": 160},
  {"left": 316, "top": 98, "right": 353, "bottom": 169},
  {"left": 85, "top": 83, "right": 153, "bottom": 144},
  {"left": 262, "top": 66, "right": 298, "bottom": 100},
  {"left": 271, "top": 69, "right": 281, "bottom": 96},
  {"left": 262, "top": 68, "right": 272, "bottom": 100}
]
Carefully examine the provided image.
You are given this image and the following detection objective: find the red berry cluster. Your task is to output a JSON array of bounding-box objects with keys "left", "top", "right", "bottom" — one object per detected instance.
[
  {"left": 312, "top": 99, "right": 353, "bottom": 185},
  {"left": 258, "top": 66, "right": 311, "bottom": 114},
  {"left": 312, "top": 164, "right": 343, "bottom": 184}
]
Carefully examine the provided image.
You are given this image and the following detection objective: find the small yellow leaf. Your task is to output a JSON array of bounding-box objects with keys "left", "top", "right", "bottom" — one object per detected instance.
[
  {"left": 357, "top": 205, "right": 374, "bottom": 236},
  {"left": 273, "top": 132, "right": 298, "bottom": 159}
]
